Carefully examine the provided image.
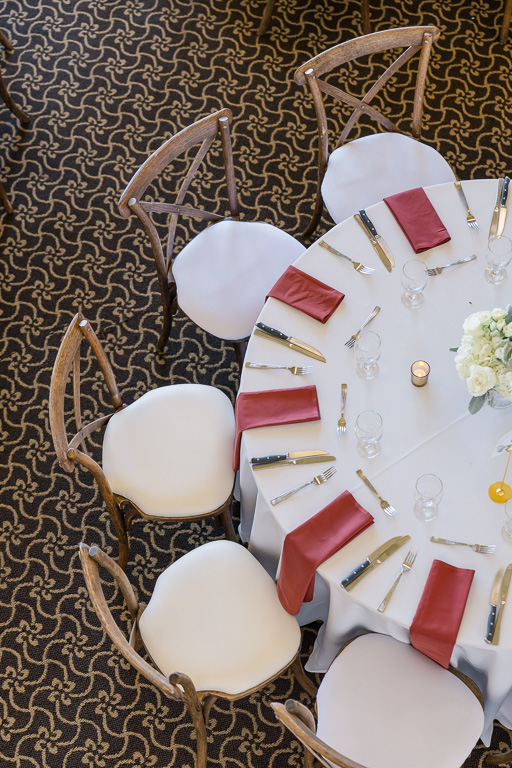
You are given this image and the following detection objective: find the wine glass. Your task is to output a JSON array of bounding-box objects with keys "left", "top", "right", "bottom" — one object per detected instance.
[
  {"left": 355, "top": 331, "right": 381, "bottom": 380},
  {"left": 485, "top": 236, "right": 512, "bottom": 285},
  {"left": 401, "top": 259, "right": 428, "bottom": 309},
  {"left": 414, "top": 474, "right": 443, "bottom": 521},
  {"left": 354, "top": 410, "right": 382, "bottom": 458}
]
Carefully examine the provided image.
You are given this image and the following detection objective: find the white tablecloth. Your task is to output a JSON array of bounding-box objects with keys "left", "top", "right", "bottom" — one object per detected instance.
[{"left": 239, "top": 178, "right": 512, "bottom": 744}]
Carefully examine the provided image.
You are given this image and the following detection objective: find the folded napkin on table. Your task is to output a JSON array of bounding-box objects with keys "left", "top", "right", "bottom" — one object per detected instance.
[
  {"left": 409, "top": 559, "right": 474, "bottom": 668},
  {"left": 277, "top": 490, "right": 374, "bottom": 615},
  {"left": 266, "top": 265, "right": 345, "bottom": 323},
  {"left": 383, "top": 187, "right": 451, "bottom": 253},
  {"left": 233, "top": 385, "right": 320, "bottom": 471}
]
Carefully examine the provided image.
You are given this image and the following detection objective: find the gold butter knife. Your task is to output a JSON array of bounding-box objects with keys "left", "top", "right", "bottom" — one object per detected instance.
[
  {"left": 489, "top": 177, "right": 504, "bottom": 239},
  {"left": 493, "top": 562, "right": 512, "bottom": 645}
]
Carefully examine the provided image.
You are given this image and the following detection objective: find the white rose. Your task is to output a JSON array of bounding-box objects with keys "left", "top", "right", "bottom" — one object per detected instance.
[
  {"left": 463, "top": 311, "right": 490, "bottom": 337},
  {"left": 466, "top": 364, "right": 497, "bottom": 396},
  {"left": 491, "top": 308, "right": 505, "bottom": 320},
  {"left": 504, "top": 322, "right": 512, "bottom": 338}
]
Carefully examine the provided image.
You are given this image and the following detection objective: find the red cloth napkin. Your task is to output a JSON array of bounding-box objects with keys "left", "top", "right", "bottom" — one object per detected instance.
[
  {"left": 383, "top": 187, "right": 451, "bottom": 253},
  {"left": 409, "top": 559, "right": 474, "bottom": 668},
  {"left": 277, "top": 491, "right": 374, "bottom": 615},
  {"left": 266, "top": 265, "right": 345, "bottom": 323},
  {"left": 233, "top": 385, "right": 320, "bottom": 471}
]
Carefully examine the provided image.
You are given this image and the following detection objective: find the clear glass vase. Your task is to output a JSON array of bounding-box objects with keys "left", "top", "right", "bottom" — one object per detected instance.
[{"left": 486, "top": 388, "right": 512, "bottom": 409}]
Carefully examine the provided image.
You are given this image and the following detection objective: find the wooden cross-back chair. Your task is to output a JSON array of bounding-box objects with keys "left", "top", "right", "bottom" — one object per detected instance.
[
  {"left": 49, "top": 312, "right": 237, "bottom": 570},
  {"left": 501, "top": 0, "right": 512, "bottom": 43},
  {"left": 0, "top": 30, "right": 29, "bottom": 214},
  {"left": 118, "top": 108, "right": 303, "bottom": 371},
  {"left": 258, "top": 0, "right": 371, "bottom": 37},
  {"left": 272, "top": 632, "right": 484, "bottom": 768},
  {"left": 79, "top": 539, "right": 317, "bottom": 768},
  {"left": 294, "top": 26, "right": 456, "bottom": 238}
]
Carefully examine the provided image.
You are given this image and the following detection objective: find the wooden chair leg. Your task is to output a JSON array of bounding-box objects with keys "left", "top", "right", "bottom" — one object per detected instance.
[
  {"left": 291, "top": 654, "right": 317, "bottom": 698},
  {"left": 218, "top": 501, "right": 238, "bottom": 542},
  {"left": 0, "top": 30, "right": 13, "bottom": 53},
  {"left": 361, "top": 0, "right": 371, "bottom": 35},
  {"left": 155, "top": 285, "right": 177, "bottom": 353},
  {"left": 500, "top": 0, "right": 512, "bottom": 43},
  {"left": 0, "top": 72, "right": 29, "bottom": 124},
  {"left": 258, "top": 0, "right": 275, "bottom": 36},
  {"left": 487, "top": 748, "right": 512, "bottom": 765},
  {"left": 170, "top": 673, "right": 209, "bottom": 768},
  {"left": 0, "top": 180, "right": 13, "bottom": 214},
  {"left": 301, "top": 182, "right": 324, "bottom": 240}
]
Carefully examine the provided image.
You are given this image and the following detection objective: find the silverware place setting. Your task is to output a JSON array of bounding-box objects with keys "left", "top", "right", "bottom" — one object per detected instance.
[
  {"left": 426, "top": 254, "right": 477, "bottom": 277},
  {"left": 318, "top": 239, "right": 375, "bottom": 274},
  {"left": 377, "top": 547, "right": 418, "bottom": 613},
  {"left": 430, "top": 536, "right": 496, "bottom": 554},
  {"left": 340, "top": 535, "right": 410, "bottom": 591},
  {"left": 356, "top": 468, "right": 397, "bottom": 516},
  {"left": 245, "top": 362, "right": 313, "bottom": 375},
  {"left": 344, "top": 305, "right": 381, "bottom": 349},
  {"left": 354, "top": 210, "right": 394, "bottom": 272},
  {"left": 270, "top": 466, "right": 336, "bottom": 505},
  {"left": 337, "top": 383, "right": 347, "bottom": 435},
  {"left": 250, "top": 450, "right": 336, "bottom": 469},
  {"left": 454, "top": 181, "right": 479, "bottom": 229}
]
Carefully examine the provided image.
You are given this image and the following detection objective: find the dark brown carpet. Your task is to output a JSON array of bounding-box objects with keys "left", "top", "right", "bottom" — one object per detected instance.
[{"left": 1, "top": 0, "right": 512, "bottom": 765}]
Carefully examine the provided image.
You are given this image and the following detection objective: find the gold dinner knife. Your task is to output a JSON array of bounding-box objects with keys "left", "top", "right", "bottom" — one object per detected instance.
[
  {"left": 493, "top": 562, "right": 512, "bottom": 645},
  {"left": 254, "top": 322, "right": 326, "bottom": 362},
  {"left": 489, "top": 177, "right": 505, "bottom": 239},
  {"left": 485, "top": 567, "right": 503, "bottom": 644},
  {"left": 355, "top": 210, "right": 394, "bottom": 272},
  {"left": 251, "top": 450, "right": 335, "bottom": 469},
  {"left": 340, "top": 535, "right": 410, "bottom": 591}
]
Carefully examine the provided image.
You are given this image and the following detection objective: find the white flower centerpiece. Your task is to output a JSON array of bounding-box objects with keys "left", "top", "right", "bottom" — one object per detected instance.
[{"left": 454, "top": 306, "right": 512, "bottom": 414}]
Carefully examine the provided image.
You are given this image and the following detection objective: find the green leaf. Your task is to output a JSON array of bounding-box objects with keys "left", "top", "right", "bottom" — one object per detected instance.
[
  {"left": 449, "top": 347, "right": 459, "bottom": 352},
  {"left": 468, "top": 395, "right": 486, "bottom": 414},
  {"left": 505, "top": 308, "right": 512, "bottom": 325}
]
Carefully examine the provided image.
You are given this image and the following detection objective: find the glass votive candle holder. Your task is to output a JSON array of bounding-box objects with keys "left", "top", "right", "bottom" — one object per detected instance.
[
  {"left": 411, "top": 360, "right": 430, "bottom": 387},
  {"left": 354, "top": 410, "right": 383, "bottom": 459},
  {"left": 414, "top": 473, "right": 443, "bottom": 521},
  {"left": 502, "top": 501, "right": 512, "bottom": 544}
]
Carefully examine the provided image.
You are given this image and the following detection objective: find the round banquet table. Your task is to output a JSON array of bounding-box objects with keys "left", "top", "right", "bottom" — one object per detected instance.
[{"left": 238, "top": 178, "right": 512, "bottom": 744}]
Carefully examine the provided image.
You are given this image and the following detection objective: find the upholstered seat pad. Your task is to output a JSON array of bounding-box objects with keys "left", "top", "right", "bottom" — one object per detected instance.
[
  {"left": 172, "top": 219, "right": 304, "bottom": 341},
  {"left": 139, "top": 540, "right": 301, "bottom": 695},
  {"left": 321, "top": 133, "right": 456, "bottom": 225},
  {"left": 316, "top": 633, "right": 483, "bottom": 768},
  {"left": 102, "top": 384, "right": 235, "bottom": 518}
]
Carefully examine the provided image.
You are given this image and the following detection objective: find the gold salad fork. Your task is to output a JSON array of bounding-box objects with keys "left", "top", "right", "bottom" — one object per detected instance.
[
  {"left": 454, "top": 181, "right": 479, "bottom": 229},
  {"left": 356, "top": 469, "right": 397, "bottom": 516},
  {"left": 377, "top": 547, "right": 418, "bottom": 612},
  {"left": 270, "top": 466, "right": 336, "bottom": 505},
  {"left": 430, "top": 536, "right": 496, "bottom": 554},
  {"left": 337, "top": 383, "right": 347, "bottom": 435},
  {"left": 344, "top": 305, "right": 381, "bottom": 349},
  {"left": 426, "top": 254, "right": 476, "bottom": 277},
  {"left": 245, "top": 362, "right": 313, "bottom": 375},
  {"left": 319, "top": 240, "right": 375, "bottom": 274}
]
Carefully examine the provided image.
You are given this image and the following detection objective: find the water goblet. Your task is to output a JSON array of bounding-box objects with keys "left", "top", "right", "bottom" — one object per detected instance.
[
  {"left": 502, "top": 501, "right": 512, "bottom": 544},
  {"left": 485, "top": 235, "right": 512, "bottom": 285},
  {"left": 355, "top": 330, "right": 381, "bottom": 380},
  {"left": 414, "top": 474, "right": 443, "bottom": 521},
  {"left": 354, "top": 410, "right": 382, "bottom": 459},
  {"left": 401, "top": 259, "right": 428, "bottom": 309}
]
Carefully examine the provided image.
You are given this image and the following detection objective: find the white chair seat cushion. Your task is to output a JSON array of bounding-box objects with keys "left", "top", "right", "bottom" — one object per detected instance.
[
  {"left": 321, "top": 133, "right": 456, "bottom": 225},
  {"left": 102, "top": 384, "right": 235, "bottom": 518},
  {"left": 139, "top": 540, "right": 301, "bottom": 695},
  {"left": 316, "top": 633, "right": 483, "bottom": 768},
  {"left": 172, "top": 219, "right": 304, "bottom": 341}
]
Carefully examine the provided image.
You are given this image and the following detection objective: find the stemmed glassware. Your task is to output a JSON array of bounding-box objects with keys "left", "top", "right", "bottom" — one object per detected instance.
[
  {"left": 355, "top": 410, "right": 382, "bottom": 458},
  {"left": 485, "top": 235, "right": 512, "bottom": 285},
  {"left": 355, "top": 331, "right": 381, "bottom": 380},
  {"left": 401, "top": 259, "right": 428, "bottom": 309},
  {"left": 414, "top": 474, "right": 443, "bottom": 521}
]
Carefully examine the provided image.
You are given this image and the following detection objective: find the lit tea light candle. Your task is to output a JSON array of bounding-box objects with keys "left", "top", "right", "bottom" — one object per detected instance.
[{"left": 411, "top": 360, "right": 430, "bottom": 387}]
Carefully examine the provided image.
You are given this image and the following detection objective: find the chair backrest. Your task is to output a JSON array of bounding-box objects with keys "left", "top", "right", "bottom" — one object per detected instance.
[
  {"left": 79, "top": 542, "right": 181, "bottom": 701},
  {"left": 294, "top": 26, "right": 441, "bottom": 167},
  {"left": 117, "top": 108, "right": 240, "bottom": 305},
  {"left": 271, "top": 699, "right": 365, "bottom": 768}
]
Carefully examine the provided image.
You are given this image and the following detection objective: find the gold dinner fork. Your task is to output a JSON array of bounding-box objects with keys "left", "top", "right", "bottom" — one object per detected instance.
[
  {"left": 430, "top": 536, "right": 496, "bottom": 554},
  {"left": 270, "top": 466, "right": 336, "bottom": 505},
  {"left": 319, "top": 240, "right": 375, "bottom": 274},
  {"left": 454, "top": 181, "right": 479, "bottom": 229},
  {"left": 245, "top": 362, "right": 314, "bottom": 375},
  {"left": 337, "top": 384, "right": 347, "bottom": 435},
  {"left": 377, "top": 547, "right": 418, "bottom": 612}
]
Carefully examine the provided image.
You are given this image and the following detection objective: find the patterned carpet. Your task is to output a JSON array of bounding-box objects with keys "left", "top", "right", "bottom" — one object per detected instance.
[{"left": 2, "top": 0, "right": 512, "bottom": 765}]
